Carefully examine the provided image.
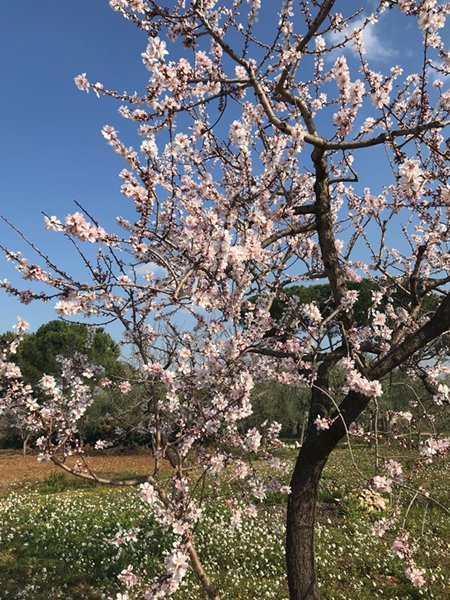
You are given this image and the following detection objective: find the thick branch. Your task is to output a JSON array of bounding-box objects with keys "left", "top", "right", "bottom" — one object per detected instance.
[
  {"left": 371, "top": 292, "right": 450, "bottom": 379},
  {"left": 324, "top": 119, "right": 450, "bottom": 150},
  {"left": 312, "top": 147, "right": 353, "bottom": 328},
  {"left": 187, "top": 544, "right": 221, "bottom": 600},
  {"left": 292, "top": 203, "right": 317, "bottom": 216},
  {"left": 262, "top": 221, "right": 316, "bottom": 249},
  {"left": 318, "top": 292, "right": 450, "bottom": 448},
  {"left": 50, "top": 456, "right": 149, "bottom": 486}
]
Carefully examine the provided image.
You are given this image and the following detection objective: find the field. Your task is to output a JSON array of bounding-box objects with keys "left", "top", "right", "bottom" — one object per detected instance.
[
  {"left": 0, "top": 449, "right": 153, "bottom": 489},
  {"left": 0, "top": 444, "right": 448, "bottom": 600}
]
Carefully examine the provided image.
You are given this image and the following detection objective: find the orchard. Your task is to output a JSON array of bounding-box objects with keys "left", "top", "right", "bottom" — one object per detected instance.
[{"left": 1, "top": 2, "right": 449, "bottom": 599}]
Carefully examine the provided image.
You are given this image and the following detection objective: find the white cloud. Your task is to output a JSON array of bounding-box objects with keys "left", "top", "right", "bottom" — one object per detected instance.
[
  {"left": 328, "top": 15, "right": 395, "bottom": 63},
  {"left": 133, "top": 262, "right": 168, "bottom": 279}
]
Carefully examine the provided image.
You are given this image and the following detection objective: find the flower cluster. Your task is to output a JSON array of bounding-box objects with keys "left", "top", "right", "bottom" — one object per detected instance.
[
  {"left": 419, "top": 437, "right": 450, "bottom": 462},
  {"left": 331, "top": 56, "right": 365, "bottom": 136},
  {"left": 391, "top": 532, "right": 426, "bottom": 589},
  {"left": 342, "top": 358, "right": 383, "bottom": 398},
  {"left": 65, "top": 212, "right": 107, "bottom": 243},
  {"left": 313, "top": 415, "right": 333, "bottom": 431},
  {"left": 398, "top": 158, "right": 425, "bottom": 200}
]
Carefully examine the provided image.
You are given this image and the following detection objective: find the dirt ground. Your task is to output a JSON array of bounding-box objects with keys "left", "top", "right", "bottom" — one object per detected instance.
[{"left": 0, "top": 449, "right": 155, "bottom": 489}]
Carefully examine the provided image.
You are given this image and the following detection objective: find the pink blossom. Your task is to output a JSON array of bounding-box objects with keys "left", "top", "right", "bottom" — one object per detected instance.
[
  {"left": 139, "top": 482, "right": 159, "bottom": 505},
  {"left": 420, "top": 437, "right": 450, "bottom": 461},
  {"left": 39, "top": 374, "right": 58, "bottom": 393},
  {"left": 118, "top": 565, "right": 139, "bottom": 587},
  {"left": 372, "top": 311, "right": 386, "bottom": 327},
  {"left": 230, "top": 507, "right": 243, "bottom": 529},
  {"left": 266, "top": 421, "right": 282, "bottom": 443},
  {"left": 208, "top": 454, "right": 225, "bottom": 475},
  {"left": 391, "top": 536, "right": 410, "bottom": 560},
  {"left": 301, "top": 302, "right": 322, "bottom": 323},
  {"left": 140, "top": 137, "right": 158, "bottom": 159},
  {"left": 314, "top": 415, "right": 332, "bottom": 431},
  {"left": 349, "top": 422, "right": 364, "bottom": 437},
  {"left": 384, "top": 459, "right": 403, "bottom": 481},
  {"left": 398, "top": 158, "right": 425, "bottom": 200},
  {"left": 229, "top": 120, "right": 249, "bottom": 148},
  {"left": 405, "top": 564, "right": 426, "bottom": 588},
  {"left": 332, "top": 56, "right": 350, "bottom": 97},
  {"left": 389, "top": 411, "right": 413, "bottom": 425},
  {"left": 165, "top": 550, "right": 189, "bottom": 580},
  {"left": 127, "top": 0, "right": 146, "bottom": 13},
  {"left": 118, "top": 381, "right": 132, "bottom": 394},
  {"left": 433, "top": 383, "right": 449, "bottom": 406},
  {"left": 346, "top": 368, "right": 382, "bottom": 398},
  {"left": 13, "top": 317, "right": 29, "bottom": 335},
  {"left": 0, "top": 362, "right": 22, "bottom": 379},
  {"left": 195, "top": 51, "right": 212, "bottom": 72},
  {"left": 243, "top": 428, "right": 262, "bottom": 452},
  {"left": 37, "top": 453, "right": 51, "bottom": 464},
  {"left": 142, "top": 37, "right": 168, "bottom": 69},
  {"left": 65, "top": 212, "right": 107, "bottom": 243},
  {"left": 371, "top": 475, "right": 392, "bottom": 494},
  {"left": 74, "top": 73, "right": 90, "bottom": 92},
  {"left": 341, "top": 290, "right": 358, "bottom": 310}
]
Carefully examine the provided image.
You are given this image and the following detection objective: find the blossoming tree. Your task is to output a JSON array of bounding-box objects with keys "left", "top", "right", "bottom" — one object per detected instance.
[{"left": 1, "top": 1, "right": 450, "bottom": 599}]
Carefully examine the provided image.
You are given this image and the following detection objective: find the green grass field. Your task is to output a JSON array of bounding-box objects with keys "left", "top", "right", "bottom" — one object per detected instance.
[{"left": 0, "top": 443, "right": 448, "bottom": 599}]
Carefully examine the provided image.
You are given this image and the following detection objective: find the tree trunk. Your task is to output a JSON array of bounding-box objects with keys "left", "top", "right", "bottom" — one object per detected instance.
[
  {"left": 287, "top": 363, "right": 334, "bottom": 600},
  {"left": 286, "top": 442, "right": 329, "bottom": 600},
  {"left": 284, "top": 292, "right": 450, "bottom": 599},
  {"left": 22, "top": 434, "right": 29, "bottom": 457}
]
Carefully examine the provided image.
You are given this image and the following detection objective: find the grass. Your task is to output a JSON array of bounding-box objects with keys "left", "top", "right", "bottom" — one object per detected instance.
[{"left": 0, "top": 443, "right": 448, "bottom": 599}]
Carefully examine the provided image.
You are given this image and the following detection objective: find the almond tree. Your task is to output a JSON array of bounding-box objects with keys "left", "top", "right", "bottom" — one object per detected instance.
[{"left": 1, "top": 2, "right": 450, "bottom": 599}]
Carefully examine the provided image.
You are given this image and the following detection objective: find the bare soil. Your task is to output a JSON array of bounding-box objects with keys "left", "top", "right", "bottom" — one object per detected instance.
[{"left": 0, "top": 449, "right": 155, "bottom": 490}]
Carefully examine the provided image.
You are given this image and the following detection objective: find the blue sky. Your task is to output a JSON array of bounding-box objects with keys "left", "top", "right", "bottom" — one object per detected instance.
[
  {"left": 0, "top": 0, "right": 147, "bottom": 332},
  {"left": 0, "top": 1, "right": 445, "bottom": 335}
]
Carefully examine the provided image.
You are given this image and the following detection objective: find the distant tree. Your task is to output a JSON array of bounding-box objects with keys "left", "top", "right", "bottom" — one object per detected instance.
[
  {"left": 269, "top": 280, "right": 447, "bottom": 340},
  {"left": 269, "top": 279, "right": 376, "bottom": 327},
  {"left": 247, "top": 382, "right": 310, "bottom": 438},
  {"left": 0, "top": 321, "right": 125, "bottom": 450},
  {"left": 10, "top": 320, "right": 122, "bottom": 386}
]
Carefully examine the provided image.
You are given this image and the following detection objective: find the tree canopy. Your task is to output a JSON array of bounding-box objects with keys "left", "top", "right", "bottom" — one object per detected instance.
[{"left": 1, "top": 320, "right": 122, "bottom": 386}]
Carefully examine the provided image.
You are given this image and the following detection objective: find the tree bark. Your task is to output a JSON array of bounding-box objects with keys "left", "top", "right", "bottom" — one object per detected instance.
[
  {"left": 287, "top": 364, "right": 334, "bottom": 599},
  {"left": 286, "top": 442, "right": 329, "bottom": 600}
]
